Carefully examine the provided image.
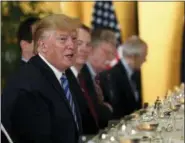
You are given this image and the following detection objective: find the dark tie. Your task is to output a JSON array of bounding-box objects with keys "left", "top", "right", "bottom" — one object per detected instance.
[
  {"left": 94, "top": 74, "right": 104, "bottom": 103},
  {"left": 77, "top": 73, "right": 99, "bottom": 127},
  {"left": 60, "top": 74, "right": 79, "bottom": 130},
  {"left": 130, "top": 73, "right": 139, "bottom": 102}
]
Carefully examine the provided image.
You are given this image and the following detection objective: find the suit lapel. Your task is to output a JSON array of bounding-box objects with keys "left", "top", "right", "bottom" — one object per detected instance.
[
  {"left": 66, "top": 69, "right": 88, "bottom": 112},
  {"left": 116, "top": 61, "right": 137, "bottom": 104},
  {"left": 81, "top": 64, "right": 97, "bottom": 100},
  {"left": 132, "top": 70, "right": 142, "bottom": 107},
  {"left": 29, "top": 55, "right": 79, "bottom": 131}
]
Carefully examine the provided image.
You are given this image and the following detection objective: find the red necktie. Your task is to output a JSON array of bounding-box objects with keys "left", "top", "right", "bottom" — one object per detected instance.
[
  {"left": 77, "top": 74, "right": 99, "bottom": 127},
  {"left": 94, "top": 74, "right": 104, "bottom": 103}
]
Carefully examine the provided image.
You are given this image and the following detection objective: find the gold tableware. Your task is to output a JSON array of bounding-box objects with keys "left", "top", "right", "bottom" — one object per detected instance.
[
  {"left": 180, "top": 98, "right": 184, "bottom": 104},
  {"left": 170, "top": 103, "right": 180, "bottom": 111},
  {"left": 174, "top": 86, "right": 180, "bottom": 93},
  {"left": 120, "top": 138, "right": 140, "bottom": 143},
  {"left": 180, "top": 83, "right": 184, "bottom": 89},
  {"left": 136, "top": 122, "right": 158, "bottom": 131},
  {"left": 130, "top": 113, "right": 140, "bottom": 120},
  {"left": 167, "top": 90, "right": 172, "bottom": 96}
]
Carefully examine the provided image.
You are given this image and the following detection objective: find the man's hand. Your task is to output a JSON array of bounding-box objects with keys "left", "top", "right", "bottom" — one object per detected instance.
[{"left": 103, "top": 102, "right": 113, "bottom": 112}]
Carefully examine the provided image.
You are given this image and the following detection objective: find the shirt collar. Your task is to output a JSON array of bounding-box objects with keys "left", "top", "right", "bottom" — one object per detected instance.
[
  {"left": 21, "top": 57, "right": 28, "bottom": 63},
  {"left": 38, "top": 53, "right": 64, "bottom": 83},
  {"left": 70, "top": 66, "right": 79, "bottom": 78},
  {"left": 86, "top": 62, "right": 97, "bottom": 80},
  {"left": 121, "top": 57, "right": 133, "bottom": 79}
]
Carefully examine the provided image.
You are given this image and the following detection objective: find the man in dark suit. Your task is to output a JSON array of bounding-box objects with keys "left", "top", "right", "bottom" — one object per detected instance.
[
  {"left": 80, "top": 64, "right": 113, "bottom": 129},
  {"left": 100, "top": 36, "right": 148, "bottom": 119},
  {"left": 2, "top": 17, "right": 39, "bottom": 90},
  {"left": 17, "top": 17, "right": 39, "bottom": 66},
  {"left": 71, "top": 25, "right": 113, "bottom": 133},
  {"left": 70, "top": 24, "right": 99, "bottom": 134},
  {"left": 79, "top": 29, "right": 118, "bottom": 128},
  {"left": 2, "top": 14, "right": 82, "bottom": 143}
]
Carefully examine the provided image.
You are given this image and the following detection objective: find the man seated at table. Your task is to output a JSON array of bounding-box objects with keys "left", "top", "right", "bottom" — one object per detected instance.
[
  {"left": 99, "top": 36, "right": 148, "bottom": 119},
  {"left": 1, "top": 14, "right": 83, "bottom": 143},
  {"left": 69, "top": 24, "right": 100, "bottom": 134},
  {"left": 70, "top": 26, "right": 116, "bottom": 133},
  {"left": 79, "top": 28, "right": 117, "bottom": 128}
]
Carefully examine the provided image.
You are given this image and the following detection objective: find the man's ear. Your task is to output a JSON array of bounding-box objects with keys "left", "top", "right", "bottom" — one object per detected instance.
[
  {"left": 38, "top": 40, "right": 48, "bottom": 53},
  {"left": 20, "top": 40, "right": 28, "bottom": 51}
]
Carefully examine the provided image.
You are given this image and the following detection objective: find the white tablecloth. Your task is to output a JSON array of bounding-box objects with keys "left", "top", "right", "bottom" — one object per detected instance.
[{"left": 89, "top": 105, "right": 184, "bottom": 143}]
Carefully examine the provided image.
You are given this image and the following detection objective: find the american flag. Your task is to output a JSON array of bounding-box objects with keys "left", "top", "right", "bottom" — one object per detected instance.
[{"left": 91, "top": 1, "right": 122, "bottom": 67}]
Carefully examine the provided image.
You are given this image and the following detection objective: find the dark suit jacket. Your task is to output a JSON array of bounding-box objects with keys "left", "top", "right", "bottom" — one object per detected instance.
[
  {"left": 1, "top": 130, "right": 9, "bottom": 143},
  {"left": 99, "top": 71, "right": 115, "bottom": 104},
  {"left": 80, "top": 64, "right": 112, "bottom": 128},
  {"left": 99, "top": 61, "right": 142, "bottom": 119},
  {"left": 2, "top": 59, "right": 27, "bottom": 90},
  {"left": 66, "top": 68, "right": 99, "bottom": 134},
  {"left": 1, "top": 55, "right": 82, "bottom": 143},
  {"left": 132, "top": 69, "right": 142, "bottom": 104},
  {"left": 20, "top": 59, "right": 27, "bottom": 67}
]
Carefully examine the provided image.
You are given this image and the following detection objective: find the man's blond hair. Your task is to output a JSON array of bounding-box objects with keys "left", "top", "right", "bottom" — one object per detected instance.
[
  {"left": 90, "top": 29, "right": 117, "bottom": 48},
  {"left": 32, "top": 14, "right": 81, "bottom": 53}
]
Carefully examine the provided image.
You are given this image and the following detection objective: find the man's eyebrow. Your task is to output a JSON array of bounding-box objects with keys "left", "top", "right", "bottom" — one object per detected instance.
[
  {"left": 57, "top": 33, "right": 77, "bottom": 37},
  {"left": 58, "top": 34, "right": 67, "bottom": 37},
  {"left": 71, "top": 32, "right": 77, "bottom": 35}
]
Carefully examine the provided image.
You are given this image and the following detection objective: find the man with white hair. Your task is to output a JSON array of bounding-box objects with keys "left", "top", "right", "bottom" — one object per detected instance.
[{"left": 100, "top": 35, "right": 148, "bottom": 119}]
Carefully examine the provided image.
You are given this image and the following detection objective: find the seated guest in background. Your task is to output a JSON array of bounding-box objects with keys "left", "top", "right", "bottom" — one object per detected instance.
[
  {"left": 3, "top": 17, "right": 40, "bottom": 88},
  {"left": 17, "top": 17, "right": 40, "bottom": 66},
  {"left": 78, "top": 29, "right": 117, "bottom": 128},
  {"left": 2, "top": 14, "right": 82, "bottom": 143},
  {"left": 70, "top": 25, "right": 114, "bottom": 133},
  {"left": 69, "top": 24, "right": 99, "bottom": 134},
  {"left": 101, "top": 35, "right": 148, "bottom": 119}
]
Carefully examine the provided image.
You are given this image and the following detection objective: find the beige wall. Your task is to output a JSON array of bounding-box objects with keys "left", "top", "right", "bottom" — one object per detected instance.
[{"left": 138, "top": 2, "right": 184, "bottom": 104}]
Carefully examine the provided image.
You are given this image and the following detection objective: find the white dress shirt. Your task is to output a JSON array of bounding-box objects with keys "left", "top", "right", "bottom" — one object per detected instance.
[
  {"left": 39, "top": 53, "right": 64, "bottom": 84},
  {"left": 21, "top": 57, "right": 28, "bottom": 63},
  {"left": 86, "top": 62, "right": 97, "bottom": 84},
  {"left": 70, "top": 66, "right": 79, "bottom": 78}
]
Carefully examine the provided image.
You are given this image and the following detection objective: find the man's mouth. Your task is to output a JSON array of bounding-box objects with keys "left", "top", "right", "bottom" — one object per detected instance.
[
  {"left": 65, "top": 54, "right": 74, "bottom": 59},
  {"left": 79, "top": 55, "right": 86, "bottom": 59}
]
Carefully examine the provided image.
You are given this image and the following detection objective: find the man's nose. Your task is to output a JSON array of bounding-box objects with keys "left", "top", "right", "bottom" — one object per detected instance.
[{"left": 66, "top": 37, "right": 75, "bottom": 49}]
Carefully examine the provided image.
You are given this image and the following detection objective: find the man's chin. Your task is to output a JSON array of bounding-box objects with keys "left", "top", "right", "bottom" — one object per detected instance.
[
  {"left": 62, "top": 61, "right": 73, "bottom": 69},
  {"left": 76, "top": 59, "right": 86, "bottom": 65}
]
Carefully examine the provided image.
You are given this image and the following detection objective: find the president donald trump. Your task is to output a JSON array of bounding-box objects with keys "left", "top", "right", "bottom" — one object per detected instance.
[{"left": 2, "top": 14, "right": 82, "bottom": 143}]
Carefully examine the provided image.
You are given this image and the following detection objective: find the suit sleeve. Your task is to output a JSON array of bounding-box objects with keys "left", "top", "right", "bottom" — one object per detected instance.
[{"left": 11, "top": 90, "right": 52, "bottom": 143}]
